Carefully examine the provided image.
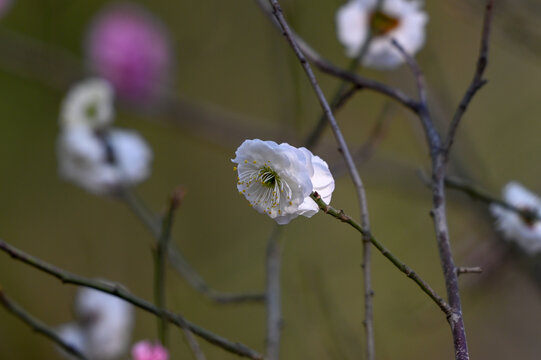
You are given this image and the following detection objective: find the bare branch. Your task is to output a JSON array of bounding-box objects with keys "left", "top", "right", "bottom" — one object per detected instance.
[
  {"left": 119, "top": 189, "right": 266, "bottom": 304},
  {"left": 0, "top": 289, "right": 88, "bottom": 360},
  {"left": 444, "top": 0, "right": 495, "bottom": 157},
  {"left": 263, "top": 1, "right": 376, "bottom": 357},
  {"left": 310, "top": 192, "right": 453, "bottom": 318},
  {"left": 0, "top": 240, "right": 263, "bottom": 360},
  {"left": 456, "top": 267, "right": 483, "bottom": 276},
  {"left": 265, "top": 226, "right": 284, "bottom": 360}
]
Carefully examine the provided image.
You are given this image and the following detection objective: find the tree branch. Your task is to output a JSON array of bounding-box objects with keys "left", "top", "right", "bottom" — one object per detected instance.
[
  {"left": 119, "top": 189, "right": 266, "bottom": 304},
  {"left": 264, "top": 1, "right": 376, "bottom": 358},
  {"left": 0, "top": 289, "right": 88, "bottom": 360},
  {"left": 310, "top": 192, "right": 453, "bottom": 317},
  {"left": 444, "top": 0, "right": 495, "bottom": 157},
  {"left": 265, "top": 226, "right": 283, "bottom": 360},
  {"left": 0, "top": 240, "right": 263, "bottom": 360}
]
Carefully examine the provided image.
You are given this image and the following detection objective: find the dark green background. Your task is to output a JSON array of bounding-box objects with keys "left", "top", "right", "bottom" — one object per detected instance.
[{"left": 1, "top": 0, "right": 541, "bottom": 359}]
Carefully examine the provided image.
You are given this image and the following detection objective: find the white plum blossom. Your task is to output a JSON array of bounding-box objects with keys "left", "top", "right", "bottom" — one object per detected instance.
[
  {"left": 336, "top": 0, "right": 428, "bottom": 69},
  {"left": 57, "top": 287, "right": 134, "bottom": 360},
  {"left": 232, "top": 139, "right": 335, "bottom": 225},
  {"left": 60, "top": 78, "right": 115, "bottom": 129},
  {"left": 490, "top": 182, "right": 541, "bottom": 255},
  {"left": 57, "top": 126, "right": 152, "bottom": 195}
]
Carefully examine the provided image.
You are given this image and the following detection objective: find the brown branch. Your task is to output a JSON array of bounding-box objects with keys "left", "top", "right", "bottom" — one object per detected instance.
[
  {"left": 0, "top": 289, "right": 88, "bottom": 360},
  {"left": 265, "top": 226, "right": 283, "bottom": 360},
  {"left": 119, "top": 189, "right": 266, "bottom": 304},
  {"left": 456, "top": 267, "right": 482, "bottom": 276},
  {"left": 253, "top": 0, "right": 420, "bottom": 116},
  {"left": 444, "top": 0, "right": 495, "bottom": 157},
  {"left": 0, "top": 240, "right": 263, "bottom": 360},
  {"left": 264, "top": 1, "right": 377, "bottom": 358},
  {"left": 181, "top": 325, "right": 208, "bottom": 360}
]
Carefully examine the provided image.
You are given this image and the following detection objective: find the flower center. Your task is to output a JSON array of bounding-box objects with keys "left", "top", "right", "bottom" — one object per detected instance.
[
  {"left": 519, "top": 206, "right": 538, "bottom": 227},
  {"left": 236, "top": 161, "right": 293, "bottom": 215},
  {"left": 369, "top": 11, "right": 400, "bottom": 36},
  {"left": 258, "top": 166, "right": 280, "bottom": 188}
]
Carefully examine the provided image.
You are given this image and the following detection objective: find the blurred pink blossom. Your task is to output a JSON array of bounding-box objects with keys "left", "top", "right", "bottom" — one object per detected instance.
[
  {"left": 0, "top": 0, "right": 13, "bottom": 18},
  {"left": 86, "top": 3, "right": 172, "bottom": 104},
  {"left": 131, "top": 341, "right": 169, "bottom": 360}
]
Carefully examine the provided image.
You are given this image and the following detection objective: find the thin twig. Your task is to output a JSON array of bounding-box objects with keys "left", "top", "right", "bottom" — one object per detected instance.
[
  {"left": 253, "top": 0, "right": 420, "bottom": 115},
  {"left": 456, "top": 267, "right": 482, "bottom": 276},
  {"left": 0, "top": 240, "right": 264, "bottom": 360},
  {"left": 154, "top": 187, "right": 185, "bottom": 346},
  {"left": 0, "top": 289, "right": 88, "bottom": 360},
  {"left": 310, "top": 193, "right": 453, "bottom": 317},
  {"left": 443, "top": 175, "right": 540, "bottom": 223},
  {"left": 181, "top": 325, "right": 208, "bottom": 360},
  {"left": 119, "top": 188, "right": 266, "bottom": 304},
  {"left": 265, "top": 226, "right": 283, "bottom": 360},
  {"left": 304, "top": 26, "right": 377, "bottom": 149},
  {"left": 264, "top": 1, "right": 376, "bottom": 358},
  {"left": 444, "top": 0, "right": 495, "bottom": 157}
]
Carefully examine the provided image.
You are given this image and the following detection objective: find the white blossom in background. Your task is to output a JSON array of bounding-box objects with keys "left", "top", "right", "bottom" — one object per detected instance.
[
  {"left": 232, "top": 139, "right": 335, "bottom": 225},
  {"left": 336, "top": 0, "right": 428, "bottom": 69},
  {"left": 57, "top": 287, "right": 134, "bottom": 360},
  {"left": 490, "top": 182, "right": 541, "bottom": 255},
  {"left": 60, "top": 78, "right": 114, "bottom": 129},
  {"left": 57, "top": 126, "right": 152, "bottom": 195}
]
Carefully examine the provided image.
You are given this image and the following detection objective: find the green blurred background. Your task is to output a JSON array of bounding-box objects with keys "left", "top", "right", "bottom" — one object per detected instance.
[{"left": 1, "top": 0, "right": 541, "bottom": 359}]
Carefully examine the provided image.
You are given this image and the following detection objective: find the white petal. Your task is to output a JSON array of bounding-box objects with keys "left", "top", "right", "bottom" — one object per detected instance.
[
  {"left": 60, "top": 78, "right": 114, "bottom": 129},
  {"left": 336, "top": 0, "right": 428, "bottom": 69},
  {"left": 75, "top": 287, "right": 134, "bottom": 360}
]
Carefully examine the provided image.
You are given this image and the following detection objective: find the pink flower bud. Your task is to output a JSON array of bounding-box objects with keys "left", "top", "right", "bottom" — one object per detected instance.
[
  {"left": 86, "top": 3, "right": 172, "bottom": 104},
  {"left": 131, "top": 341, "right": 169, "bottom": 360}
]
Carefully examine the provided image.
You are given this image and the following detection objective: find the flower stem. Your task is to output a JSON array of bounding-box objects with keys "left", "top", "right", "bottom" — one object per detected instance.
[{"left": 154, "top": 188, "right": 184, "bottom": 347}]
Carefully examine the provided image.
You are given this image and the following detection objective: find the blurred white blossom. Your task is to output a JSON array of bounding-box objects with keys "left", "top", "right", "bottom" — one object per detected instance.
[
  {"left": 490, "top": 182, "right": 541, "bottom": 254},
  {"left": 232, "top": 139, "right": 334, "bottom": 225},
  {"left": 336, "top": 0, "right": 428, "bottom": 69},
  {"left": 57, "top": 126, "right": 152, "bottom": 195},
  {"left": 58, "top": 287, "right": 134, "bottom": 360},
  {"left": 60, "top": 78, "right": 115, "bottom": 129}
]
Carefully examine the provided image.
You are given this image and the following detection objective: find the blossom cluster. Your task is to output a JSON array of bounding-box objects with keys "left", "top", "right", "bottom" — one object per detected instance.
[{"left": 57, "top": 78, "right": 152, "bottom": 195}]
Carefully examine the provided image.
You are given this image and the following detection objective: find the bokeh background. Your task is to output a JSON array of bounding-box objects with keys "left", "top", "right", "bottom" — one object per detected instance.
[{"left": 1, "top": 0, "right": 541, "bottom": 359}]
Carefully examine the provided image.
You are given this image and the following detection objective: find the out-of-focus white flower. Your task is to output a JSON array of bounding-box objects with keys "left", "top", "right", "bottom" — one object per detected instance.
[
  {"left": 57, "top": 287, "right": 134, "bottom": 360},
  {"left": 232, "top": 139, "right": 335, "bottom": 225},
  {"left": 490, "top": 182, "right": 541, "bottom": 254},
  {"left": 336, "top": 0, "right": 428, "bottom": 69},
  {"left": 60, "top": 78, "right": 114, "bottom": 129},
  {"left": 57, "top": 126, "right": 152, "bottom": 195},
  {"left": 131, "top": 341, "right": 169, "bottom": 360}
]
